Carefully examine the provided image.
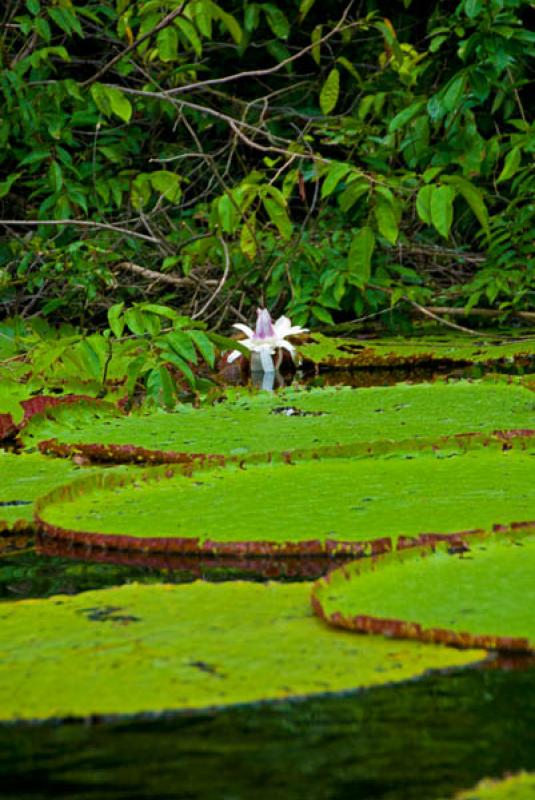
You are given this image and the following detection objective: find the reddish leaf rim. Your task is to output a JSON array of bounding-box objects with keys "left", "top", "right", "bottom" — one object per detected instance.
[
  {"left": 311, "top": 529, "right": 535, "bottom": 653},
  {"left": 36, "top": 428, "right": 535, "bottom": 466},
  {"left": 0, "top": 394, "right": 107, "bottom": 442},
  {"left": 34, "top": 450, "right": 535, "bottom": 558},
  {"left": 36, "top": 534, "right": 351, "bottom": 579}
]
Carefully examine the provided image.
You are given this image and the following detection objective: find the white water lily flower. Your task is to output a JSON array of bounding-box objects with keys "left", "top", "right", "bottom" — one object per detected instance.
[{"left": 227, "top": 308, "right": 308, "bottom": 372}]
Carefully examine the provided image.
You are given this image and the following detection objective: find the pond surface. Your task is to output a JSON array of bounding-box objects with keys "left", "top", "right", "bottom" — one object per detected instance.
[{"left": 1, "top": 361, "right": 534, "bottom": 799}]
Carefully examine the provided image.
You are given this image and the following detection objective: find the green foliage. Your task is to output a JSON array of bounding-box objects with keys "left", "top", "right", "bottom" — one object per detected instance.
[
  {"left": 0, "top": 308, "right": 235, "bottom": 410},
  {"left": 0, "top": 0, "right": 532, "bottom": 327}
]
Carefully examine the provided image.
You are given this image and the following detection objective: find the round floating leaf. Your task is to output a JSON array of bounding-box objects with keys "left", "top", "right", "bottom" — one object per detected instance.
[
  {"left": 0, "top": 581, "right": 484, "bottom": 722},
  {"left": 36, "top": 448, "right": 535, "bottom": 555},
  {"left": 312, "top": 531, "right": 535, "bottom": 652},
  {"left": 454, "top": 772, "right": 535, "bottom": 799},
  {"left": 297, "top": 332, "right": 535, "bottom": 368},
  {"left": 0, "top": 393, "right": 98, "bottom": 442},
  {"left": 22, "top": 382, "right": 535, "bottom": 465},
  {"left": 0, "top": 451, "right": 100, "bottom": 533}
]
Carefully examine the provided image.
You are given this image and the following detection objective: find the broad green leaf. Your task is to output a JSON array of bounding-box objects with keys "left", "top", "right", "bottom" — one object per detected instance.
[
  {"left": 150, "top": 170, "right": 182, "bottom": 202},
  {"left": 147, "top": 365, "right": 175, "bottom": 408},
  {"left": 299, "top": 0, "right": 316, "bottom": 21},
  {"left": 165, "top": 330, "right": 198, "bottom": 363},
  {"left": 319, "top": 68, "right": 340, "bottom": 115},
  {"left": 48, "top": 160, "right": 63, "bottom": 193},
  {"left": 347, "top": 226, "right": 375, "bottom": 286},
  {"left": 441, "top": 175, "right": 489, "bottom": 235},
  {"left": 189, "top": 330, "right": 216, "bottom": 367},
  {"left": 497, "top": 146, "right": 522, "bottom": 183},
  {"left": 464, "top": 0, "right": 483, "bottom": 19},
  {"left": 321, "top": 163, "right": 353, "bottom": 199},
  {"left": 240, "top": 215, "right": 257, "bottom": 260},
  {"left": 0, "top": 172, "right": 20, "bottom": 199},
  {"left": 157, "top": 26, "right": 178, "bottom": 62},
  {"left": 416, "top": 184, "right": 433, "bottom": 224},
  {"left": 131, "top": 175, "right": 151, "bottom": 210},
  {"left": 107, "top": 303, "right": 125, "bottom": 338},
  {"left": 124, "top": 308, "right": 148, "bottom": 336},
  {"left": 175, "top": 17, "right": 202, "bottom": 56},
  {"left": 373, "top": 194, "right": 399, "bottom": 244},
  {"left": 388, "top": 100, "right": 426, "bottom": 133},
  {"left": 91, "top": 83, "right": 132, "bottom": 123},
  {"left": 263, "top": 197, "right": 293, "bottom": 240},
  {"left": 430, "top": 185, "right": 456, "bottom": 239},
  {"left": 262, "top": 4, "right": 289, "bottom": 39},
  {"left": 338, "top": 177, "right": 369, "bottom": 212},
  {"left": 217, "top": 193, "right": 237, "bottom": 233},
  {"left": 311, "top": 25, "right": 322, "bottom": 65},
  {"left": 211, "top": 3, "right": 242, "bottom": 44}
]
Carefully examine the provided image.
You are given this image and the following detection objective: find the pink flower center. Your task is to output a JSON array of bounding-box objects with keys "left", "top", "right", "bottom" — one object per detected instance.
[{"left": 255, "top": 308, "right": 275, "bottom": 340}]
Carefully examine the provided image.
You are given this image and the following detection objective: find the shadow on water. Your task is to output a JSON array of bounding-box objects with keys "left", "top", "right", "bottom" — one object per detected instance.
[{"left": 0, "top": 664, "right": 534, "bottom": 800}]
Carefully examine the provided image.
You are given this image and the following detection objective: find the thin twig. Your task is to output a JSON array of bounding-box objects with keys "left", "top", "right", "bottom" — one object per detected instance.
[{"left": 0, "top": 219, "right": 161, "bottom": 244}]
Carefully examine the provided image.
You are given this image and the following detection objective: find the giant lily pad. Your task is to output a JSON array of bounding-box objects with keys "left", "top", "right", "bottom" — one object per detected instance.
[
  {"left": 298, "top": 331, "right": 535, "bottom": 368},
  {"left": 0, "top": 393, "right": 105, "bottom": 442},
  {"left": 21, "top": 382, "right": 535, "bottom": 465},
  {"left": 0, "top": 581, "right": 484, "bottom": 722},
  {"left": 454, "top": 772, "right": 535, "bottom": 799},
  {"left": 0, "top": 451, "right": 100, "bottom": 533},
  {"left": 312, "top": 530, "right": 535, "bottom": 652},
  {"left": 36, "top": 448, "right": 535, "bottom": 555}
]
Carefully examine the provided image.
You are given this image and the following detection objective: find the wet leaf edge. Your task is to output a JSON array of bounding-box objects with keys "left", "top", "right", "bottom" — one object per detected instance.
[
  {"left": 36, "top": 428, "right": 535, "bottom": 466},
  {"left": 311, "top": 529, "right": 535, "bottom": 653},
  {"left": 35, "top": 455, "right": 535, "bottom": 557}
]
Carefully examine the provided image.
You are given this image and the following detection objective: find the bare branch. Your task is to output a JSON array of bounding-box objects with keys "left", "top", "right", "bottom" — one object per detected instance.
[{"left": 0, "top": 219, "right": 161, "bottom": 244}]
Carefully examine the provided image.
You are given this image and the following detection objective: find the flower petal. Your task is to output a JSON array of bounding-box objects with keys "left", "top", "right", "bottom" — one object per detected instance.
[
  {"left": 259, "top": 348, "right": 275, "bottom": 372},
  {"left": 278, "top": 340, "right": 296, "bottom": 361},
  {"left": 232, "top": 323, "right": 255, "bottom": 338},
  {"left": 227, "top": 350, "right": 243, "bottom": 363}
]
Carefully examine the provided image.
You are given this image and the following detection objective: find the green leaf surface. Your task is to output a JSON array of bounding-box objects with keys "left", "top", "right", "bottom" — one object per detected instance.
[
  {"left": 312, "top": 529, "right": 535, "bottom": 652},
  {"left": 36, "top": 447, "right": 534, "bottom": 554},
  {"left": 297, "top": 330, "right": 535, "bottom": 367},
  {"left": 0, "top": 451, "right": 98, "bottom": 532},
  {"left": 430, "top": 185, "right": 456, "bottom": 239},
  {"left": 0, "top": 581, "right": 483, "bottom": 722},
  {"left": 347, "top": 226, "right": 375, "bottom": 285},
  {"left": 21, "top": 382, "right": 535, "bottom": 465},
  {"left": 320, "top": 69, "right": 340, "bottom": 115},
  {"left": 453, "top": 772, "right": 535, "bottom": 799}
]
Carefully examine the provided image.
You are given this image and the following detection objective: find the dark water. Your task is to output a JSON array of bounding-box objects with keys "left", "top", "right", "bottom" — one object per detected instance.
[{"left": 0, "top": 662, "right": 533, "bottom": 800}]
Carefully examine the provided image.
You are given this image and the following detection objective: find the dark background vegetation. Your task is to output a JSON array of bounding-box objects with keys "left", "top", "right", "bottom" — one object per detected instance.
[{"left": 0, "top": 0, "right": 532, "bottom": 330}]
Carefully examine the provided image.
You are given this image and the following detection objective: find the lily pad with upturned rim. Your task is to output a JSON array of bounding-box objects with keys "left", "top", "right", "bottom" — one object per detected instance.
[
  {"left": 311, "top": 530, "right": 535, "bottom": 653},
  {"left": 0, "top": 451, "right": 101, "bottom": 533},
  {"left": 20, "top": 381, "right": 535, "bottom": 465},
  {"left": 297, "top": 331, "right": 535, "bottom": 369},
  {"left": 35, "top": 447, "right": 535, "bottom": 556},
  {"left": 0, "top": 580, "right": 484, "bottom": 722},
  {"left": 453, "top": 772, "right": 535, "bottom": 799}
]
